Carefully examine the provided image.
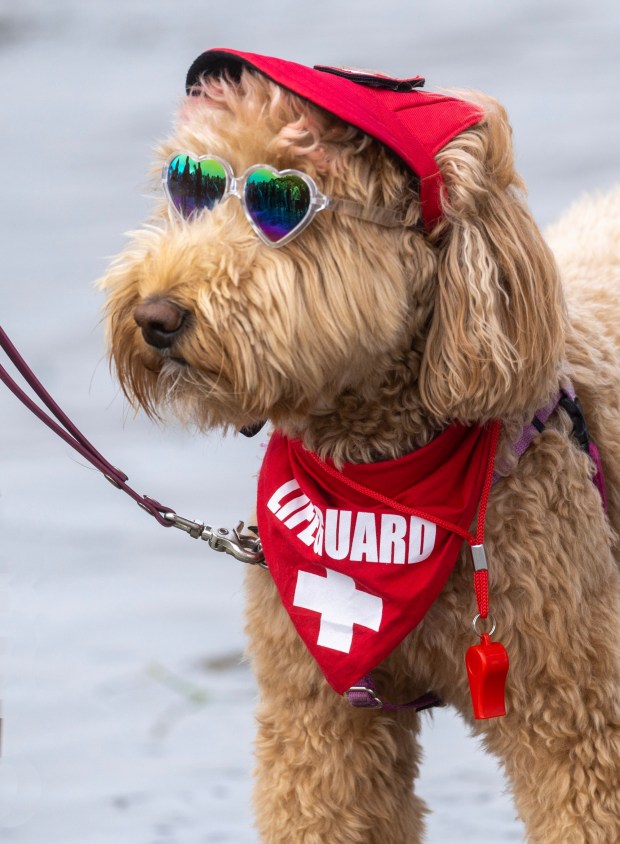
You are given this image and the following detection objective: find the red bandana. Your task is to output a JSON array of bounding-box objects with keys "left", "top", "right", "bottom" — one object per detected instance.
[{"left": 257, "top": 424, "right": 500, "bottom": 694}]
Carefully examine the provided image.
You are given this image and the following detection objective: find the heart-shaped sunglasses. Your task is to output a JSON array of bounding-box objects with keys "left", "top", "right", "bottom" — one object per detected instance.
[{"left": 163, "top": 152, "right": 404, "bottom": 247}]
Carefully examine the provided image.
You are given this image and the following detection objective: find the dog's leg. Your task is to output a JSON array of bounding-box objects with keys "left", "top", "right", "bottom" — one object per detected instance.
[
  {"left": 245, "top": 566, "right": 427, "bottom": 844},
  {"left": 457, "top": 432, "right": 620, "bottom": 844},
  {"left": 480, "top": 609, "right": 620, "bottom": 844}
]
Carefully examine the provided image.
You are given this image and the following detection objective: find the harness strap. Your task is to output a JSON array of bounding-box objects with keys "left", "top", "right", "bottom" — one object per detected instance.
[
  {"left": 345, "top": 674, "right": 442, "bottom": 712},
  {"left": 494, "top": 385, "right": 607, "bottom": 510},
  {"left": 559, "top": 387, "right": 608, "bottom": 511},
  {"left": 492, "top": 390, "right": 562, "bottom": 483}
]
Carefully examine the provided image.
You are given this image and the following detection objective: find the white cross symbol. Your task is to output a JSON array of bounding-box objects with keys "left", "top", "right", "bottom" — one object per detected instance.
[{"left": 293, "top": 568, "right": 383, "bottom": 653}]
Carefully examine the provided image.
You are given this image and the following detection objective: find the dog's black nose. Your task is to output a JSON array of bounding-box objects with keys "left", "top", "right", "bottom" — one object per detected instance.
[{"left": 134, "top": 298, "right": 186, "bottom": 349}]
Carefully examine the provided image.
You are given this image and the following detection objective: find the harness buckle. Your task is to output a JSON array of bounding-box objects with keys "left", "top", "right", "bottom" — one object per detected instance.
[
  {"left": 344, "top": 685, "right": 384, "bottom": 708},
  {"left": 559, "top": 393, "right": 591, "bottom": 452}
]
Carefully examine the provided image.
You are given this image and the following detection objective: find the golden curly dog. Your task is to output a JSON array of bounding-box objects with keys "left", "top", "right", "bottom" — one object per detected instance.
[{"left": 101, "top": 50, "right": 620, "bottom": 843}]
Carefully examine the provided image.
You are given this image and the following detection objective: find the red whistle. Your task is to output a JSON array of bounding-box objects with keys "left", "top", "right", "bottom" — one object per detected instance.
[{"left": 466, "top": 633, "right": 509, "bottom": 719}]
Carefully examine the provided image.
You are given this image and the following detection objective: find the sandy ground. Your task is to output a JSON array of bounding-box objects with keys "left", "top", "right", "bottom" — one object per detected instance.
[{"left": 0, "top": 1, "right": 619, "bottom": 841}]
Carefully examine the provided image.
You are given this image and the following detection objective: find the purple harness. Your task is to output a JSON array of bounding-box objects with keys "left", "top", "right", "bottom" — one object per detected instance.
[{"left": 497, "top": 386, "right": 607, "bottom": 511}]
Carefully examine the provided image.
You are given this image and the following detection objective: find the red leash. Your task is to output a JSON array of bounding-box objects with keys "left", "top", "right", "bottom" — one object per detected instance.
[{"left": 0, "top": 324, "right": 264, "bottom": 564}]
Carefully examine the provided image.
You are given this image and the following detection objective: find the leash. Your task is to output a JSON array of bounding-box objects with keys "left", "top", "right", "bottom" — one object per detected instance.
[{"left": 0, "top": 325, "right": 265, "bottom": 567}]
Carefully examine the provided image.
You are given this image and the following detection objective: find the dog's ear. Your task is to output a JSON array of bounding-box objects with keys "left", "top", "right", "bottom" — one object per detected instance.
[{"left": 419, "top": 94, "right": 565, "bottom": 423}]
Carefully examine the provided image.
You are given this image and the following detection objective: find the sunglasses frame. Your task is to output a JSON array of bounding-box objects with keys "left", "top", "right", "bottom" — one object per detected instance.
[{"left": 162, "top": 151, "right": 404, "bottom": 248}]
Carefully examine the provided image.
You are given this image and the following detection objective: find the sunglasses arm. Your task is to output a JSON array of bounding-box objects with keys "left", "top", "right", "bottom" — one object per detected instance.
[{"left": 324, "top": 198, "right": 404, "bottom": 228}]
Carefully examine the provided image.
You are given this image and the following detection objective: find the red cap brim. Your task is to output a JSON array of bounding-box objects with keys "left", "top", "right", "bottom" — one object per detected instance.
[{"left": 186, "top": 49, "right": 484, "bottom": 232}]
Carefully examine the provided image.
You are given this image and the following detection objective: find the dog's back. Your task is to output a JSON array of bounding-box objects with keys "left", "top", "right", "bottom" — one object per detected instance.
[
  {"left": 547, "top": 188, "right": 620, "bottom": 538},
  {"left": 547, "top": 187, "right": 620, "bottom": 294}
]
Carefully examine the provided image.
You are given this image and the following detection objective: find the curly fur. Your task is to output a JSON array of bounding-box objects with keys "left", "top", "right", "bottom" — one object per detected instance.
[{"left": 101, "top": 68, "right": 620, "bottom": 842}]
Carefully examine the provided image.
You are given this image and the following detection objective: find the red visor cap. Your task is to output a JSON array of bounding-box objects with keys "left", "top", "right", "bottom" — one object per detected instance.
[{"left": 185, "top": 49, "right": 484, "bottom": 232}]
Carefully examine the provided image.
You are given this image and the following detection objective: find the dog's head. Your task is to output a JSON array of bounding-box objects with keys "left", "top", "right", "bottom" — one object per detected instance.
[{"left": 101, "top": 51, "right": 565, "bottom": 459}]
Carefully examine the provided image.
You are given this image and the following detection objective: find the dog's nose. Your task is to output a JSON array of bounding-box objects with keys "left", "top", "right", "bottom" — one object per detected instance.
[{"left": 134, "top": 298, "right": 186, "bottom": 349}]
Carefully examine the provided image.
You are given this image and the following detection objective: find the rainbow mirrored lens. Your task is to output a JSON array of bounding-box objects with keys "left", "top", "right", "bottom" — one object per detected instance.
[
  {"left": 166, "top": 154, "right": 227, "bottom": 217},
  {"left": 244, "top": 169, "right": 311, "bottom": 242}
]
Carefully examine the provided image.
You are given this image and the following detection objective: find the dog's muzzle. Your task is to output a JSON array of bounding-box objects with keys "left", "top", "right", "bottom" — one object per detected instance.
[{"left": 134, "top": 297, "right": 187, "bottom": 349}]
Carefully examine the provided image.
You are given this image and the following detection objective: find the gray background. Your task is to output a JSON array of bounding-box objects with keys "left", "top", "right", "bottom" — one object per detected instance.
[{"left": 0, "top": 1, "right": 618, "bottom": 841}]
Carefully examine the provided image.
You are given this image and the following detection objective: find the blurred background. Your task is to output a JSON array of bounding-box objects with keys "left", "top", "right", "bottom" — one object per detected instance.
[{"left": 0, "top": 1, "right": 618, "bottom": 841}]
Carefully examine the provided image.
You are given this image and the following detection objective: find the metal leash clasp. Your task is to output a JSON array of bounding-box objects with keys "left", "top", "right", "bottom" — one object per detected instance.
[{"left": 163, "top": 512, "right": 266, "bottom": 567}]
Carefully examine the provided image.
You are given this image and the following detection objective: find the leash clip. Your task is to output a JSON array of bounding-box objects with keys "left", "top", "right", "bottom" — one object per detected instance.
[
  {"left": 205, "top": 522, "right": 267, "bottom": 567},
  {"left": 164, "top": 513, "right": 266, "bottom": 567}
]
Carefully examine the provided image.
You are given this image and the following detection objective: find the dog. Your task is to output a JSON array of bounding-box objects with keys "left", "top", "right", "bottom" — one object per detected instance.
[{"left": 101, "top": 49, "right": 620, "bottom": 843}]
